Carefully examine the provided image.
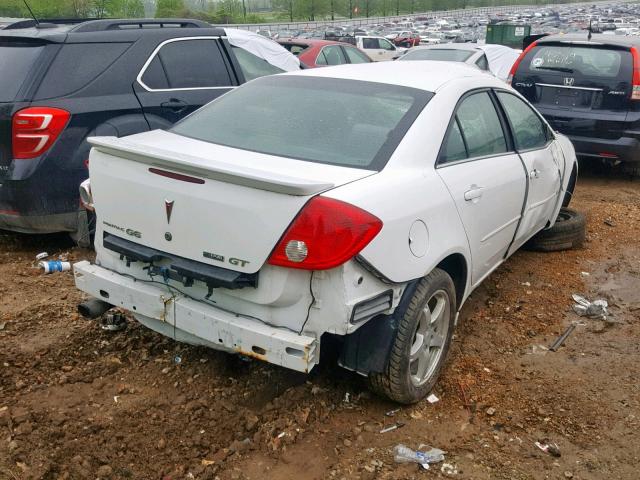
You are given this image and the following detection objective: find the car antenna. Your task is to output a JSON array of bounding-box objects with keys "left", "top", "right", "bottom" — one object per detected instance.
[
  {"left": 587, "top": 18, "right": 593, "bottom": 41},
  {"left": 22, "top": 0, "right": 39, "bottom": 25}
]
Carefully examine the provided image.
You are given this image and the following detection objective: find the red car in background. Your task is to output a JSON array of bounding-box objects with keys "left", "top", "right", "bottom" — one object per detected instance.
[
  {"left": 277, "top": 39, "right": 372, "bottom": 68},
  {"left": 386, "top": 31, "right": 421, "bottom": 48}
]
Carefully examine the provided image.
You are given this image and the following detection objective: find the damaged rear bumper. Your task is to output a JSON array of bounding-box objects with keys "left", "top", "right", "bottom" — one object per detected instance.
[{"left": 73, "top": 260, "right": 319, "bottom": 373}]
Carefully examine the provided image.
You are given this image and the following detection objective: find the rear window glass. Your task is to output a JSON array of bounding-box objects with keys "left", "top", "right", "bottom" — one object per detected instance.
[
  {"left": 36, "top": 43, "right": 130, "bottom": 99},
  {"left": 0, "top": 43, "right": 44, "bottom": 101},
  {"left": 281, "top": 43, "right": 308, "bottom": 56},
  {"left": 529, "top": 46, "right": 623, "bottom": 78},
  {"left": 172, "top": 76, "right": 432, "bottom": 170},
  {"left": 401, "top": 49, "right": 474, "bottom": 62}
]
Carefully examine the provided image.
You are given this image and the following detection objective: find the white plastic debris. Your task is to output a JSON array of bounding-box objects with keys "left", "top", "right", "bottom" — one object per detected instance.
[
  {"left": 441, "top": 463, "right": 458, "bottom": 475},
  {"left": 572, "top": 294, "right": 608, "bottom": 320},
  {"left": 394, "top": 444, "right": 445, "bottom": 468},
  {"left": 427, "top": 393, "right": 440, "bottom": 404},
  {"left": 35, "top": 252, "right": 49, "bottom": 261}
]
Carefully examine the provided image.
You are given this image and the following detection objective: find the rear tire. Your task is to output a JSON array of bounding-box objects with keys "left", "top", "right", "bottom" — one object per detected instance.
[
  {"left": 369, "top": 268, "right": 456, "bottom": 404},
  {"left": 525, "top": 208, "right": 586, "bottom": 252}
]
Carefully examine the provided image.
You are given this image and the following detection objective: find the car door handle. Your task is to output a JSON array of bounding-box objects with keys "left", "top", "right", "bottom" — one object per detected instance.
[
  {"left": 161, "top": 99, "right": 188, "bottom": 113},
  {"left": 529, "top": 169, "right": 540, "bottom": 179},
  {"left": 464, "top": 187, "right": 483, "bottom": 201}
]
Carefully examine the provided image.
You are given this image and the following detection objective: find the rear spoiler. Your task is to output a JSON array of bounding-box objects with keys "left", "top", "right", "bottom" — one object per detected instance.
[{"left": 88, "top": 136, "right": 334, "bottom": 196}]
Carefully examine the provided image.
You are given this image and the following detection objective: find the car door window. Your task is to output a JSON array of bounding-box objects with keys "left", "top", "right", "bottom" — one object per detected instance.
[
  {"left": 231, "top": 46, "right": 284, "bottom": 81},
  {"left": 362, "top": 38, "right": 378, "bottom": 49},
  {"left": 496, "top": 92, "right": 549, "bottom": 150},
  {"left": 316, "top": 45, "right": 347, "bottom": 66},
  {"left": 379, "top": 39, "right": 395, "bottom": 51},
  {"left": 439, "top": 119, "right": 467, "bottom": 164},
  {"left": 456, "top": 92, "right": 507, "bottom": 158},
  {"left": 343, "top": 46, "right": 370, "bottom": 63},
  {"left": 475, "top": 54, "right": 489, "bottom": 70},
  {"left": 141, "top": 39, "right": 232, "bottom": 90}
]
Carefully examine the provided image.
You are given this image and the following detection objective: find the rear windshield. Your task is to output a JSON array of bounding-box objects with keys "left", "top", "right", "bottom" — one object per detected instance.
[
  {"left": 401, "top": 49, "right": 474, "bottom": 62},
  {"left": 528, "top": 45, "right": 624, "bottom": 78},
  {"left": 0, "top": 43, "right": 44, "bottom": 101},
  {"left": 172, "top": 75, "right": 432, "bottom": 170}
]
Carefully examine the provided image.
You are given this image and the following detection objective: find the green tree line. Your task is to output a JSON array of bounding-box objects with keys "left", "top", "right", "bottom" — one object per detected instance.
[
  {"left": 1, "top": 0, "right": 585, "bottom": 24},
  {"left": 0, "top": 0, "right": 144, "bottom": 18}
]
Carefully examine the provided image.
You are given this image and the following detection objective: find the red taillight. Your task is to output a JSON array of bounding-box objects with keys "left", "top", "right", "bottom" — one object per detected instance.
[
  {"left": 630, "top": 47, "right": 640, "bottom": 100},
  {"left": 268, "top": 196, "right": 383, "bottom": 271},
  {"left": 507, "top": 41, "right": 538, "bottom": 85},
  {"left": 12, "top": 107, "right": 70, "bottom": 159}
]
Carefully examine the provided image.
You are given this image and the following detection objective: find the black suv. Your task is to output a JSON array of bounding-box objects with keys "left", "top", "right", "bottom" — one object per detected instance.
[
  {"left": 0, "top": 18, "right": 287, "bottom": 241},
  {"left": 509, "top": 33, "right": 640, "bottom": 165}
]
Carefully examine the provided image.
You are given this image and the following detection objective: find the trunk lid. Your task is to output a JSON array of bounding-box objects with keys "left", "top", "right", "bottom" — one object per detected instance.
[
  {"left": 513, "top": 41, "right": 633, "bottom": 139},
  {"left": 89, "top": 130, "right": 375, "bottom": 274}
]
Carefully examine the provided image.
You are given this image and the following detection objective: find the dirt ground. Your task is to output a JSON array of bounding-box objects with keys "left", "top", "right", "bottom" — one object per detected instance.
[{"left": 1, "top": 169, "right": 639, "bottom": 480}]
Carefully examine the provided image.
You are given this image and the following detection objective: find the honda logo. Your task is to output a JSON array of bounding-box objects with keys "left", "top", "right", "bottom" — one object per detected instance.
[
  {"left": 563, "top": 77, "right": 575, "bottom": 87},
  {"left": 165, "top": 199, "right": 174, "bottom": 224}
]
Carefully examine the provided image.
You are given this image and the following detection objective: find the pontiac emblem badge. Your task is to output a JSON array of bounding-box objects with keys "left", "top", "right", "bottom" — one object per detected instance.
[{"left": 165, "top": 200, "right": 174, "bottom": 224}]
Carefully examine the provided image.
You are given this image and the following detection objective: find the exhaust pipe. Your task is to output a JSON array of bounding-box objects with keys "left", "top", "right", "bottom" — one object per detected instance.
[{"left": 78, "top": 298, "right": 112, "bottom": 319}]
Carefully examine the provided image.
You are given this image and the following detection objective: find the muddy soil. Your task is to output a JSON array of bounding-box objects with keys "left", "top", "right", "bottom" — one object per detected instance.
[{"left": 1, "top": 172, "right": 639, "bottom": 480}]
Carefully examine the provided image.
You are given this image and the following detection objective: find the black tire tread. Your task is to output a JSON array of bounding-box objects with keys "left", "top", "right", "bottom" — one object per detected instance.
[
  {"left": 369, "top": 268, "right": 455, "bottom": 404},
  {"left": 526, "top": 208, "right": 586, "bottom": 252}
]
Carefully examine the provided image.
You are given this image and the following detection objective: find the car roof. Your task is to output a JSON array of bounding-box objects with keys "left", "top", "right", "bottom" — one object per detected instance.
[
  {"left": 0, "top": 18, "right": 224, "bottom": 42},
  {"left": 537, "top": 33, "right": 640, "bottom": 48},
  {"left": 284, "top": 60, "right": 493, "bottom": 91}
]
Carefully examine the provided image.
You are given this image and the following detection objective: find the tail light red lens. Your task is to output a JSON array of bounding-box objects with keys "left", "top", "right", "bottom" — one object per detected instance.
[
  {"left": 12, "top": 107, "right": 70, "bottom": 159},
  {"left": 507, "top": 41, "right": 538, "bottom": 85},
  {"left": 630, "top": 47, "right": 640, "bottom": 100},
  {"left": 268, "top": 196, "right": 383, "bottom": 271}
]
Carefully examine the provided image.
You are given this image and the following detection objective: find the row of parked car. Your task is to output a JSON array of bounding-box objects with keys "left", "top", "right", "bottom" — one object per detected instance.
[
  {"left": 2, "top": 15, "right": 640, "bottom": 243},
  {"left": 4, "top": 10, "right": 638, "bottom": 402}
]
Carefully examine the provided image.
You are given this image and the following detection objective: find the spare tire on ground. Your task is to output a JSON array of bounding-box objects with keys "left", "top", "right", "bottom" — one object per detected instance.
[{"left": 525, "top": 208, "right": 586, "bottom": 252}]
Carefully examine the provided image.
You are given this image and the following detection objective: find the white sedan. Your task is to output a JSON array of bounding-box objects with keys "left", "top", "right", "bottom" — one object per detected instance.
[{"left": 74, "top": 61, "right": 578, "bottom": 403}]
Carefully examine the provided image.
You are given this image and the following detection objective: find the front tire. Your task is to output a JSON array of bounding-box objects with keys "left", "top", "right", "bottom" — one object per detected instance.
[{"left": 369, "top": 268, "right": 456, "bottom": 404}]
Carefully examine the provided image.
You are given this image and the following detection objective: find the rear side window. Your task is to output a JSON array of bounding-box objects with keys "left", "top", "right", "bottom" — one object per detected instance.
[
  {"left": 362, "top": 38, "right": 379, "bottom": 49},
  {"left": 475, "top": 54, "right": 489, "bottom": 70},
  {"left": 36, "top": 43, "right": 130, "bottom": 99},
  {"left": 528, "top": 45, "right": 624, "bottom": 78},
  {"left": 316, "top": 45, "right": 346, "bottom": 66},
  {"left": 0, "top": 43, "right": 45, "bottom": 101},
  {"left": 497, "top": 92, "right": 549, "bottom": 150},
  {"left": 231, "top": 46, "right": 283, "bottom": 81},
  {"left": 440, "top": 120, "right": 467, "bottom": 164},
  {"left": 344, "top": 46, "right": 370, "bottom": 63},
  {"left": 454, "top": 92, "right": 507, "bottom": 159},
  {"left": 141, "top": 39, "right": 232, "bottom": 90}
]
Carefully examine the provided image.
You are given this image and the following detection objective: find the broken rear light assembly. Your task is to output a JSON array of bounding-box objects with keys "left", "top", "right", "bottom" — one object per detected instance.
[
  {"left": 12, "top": 107, "right": 70, "bottom": 159},
  {"left": 268, "top": 196, "right": 383, "bottom": 271}
]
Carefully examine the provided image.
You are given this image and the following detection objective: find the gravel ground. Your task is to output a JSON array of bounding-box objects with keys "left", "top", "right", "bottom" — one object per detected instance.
[{"left": 1, "top": 170, "right": 639, "bottom": 480}]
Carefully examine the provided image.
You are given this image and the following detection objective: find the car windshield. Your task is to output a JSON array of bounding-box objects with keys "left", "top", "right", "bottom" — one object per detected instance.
[
  {"left": 400, "top": 48, "right": 474, "bottom": 62},
  {"left": 172, "top": 75, "right": 432, "bottom": 171},
  {"left": 529, "top": 45, "right": 624, "bottom": 78}
]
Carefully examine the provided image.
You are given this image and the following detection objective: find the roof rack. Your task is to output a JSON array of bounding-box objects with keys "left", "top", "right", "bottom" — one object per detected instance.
[
  {"left": 4, "top": 18, "right": 96, "bottom": 30},
  {"left": 70, "top": 18, "right": 211, "bottom": 33}
]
